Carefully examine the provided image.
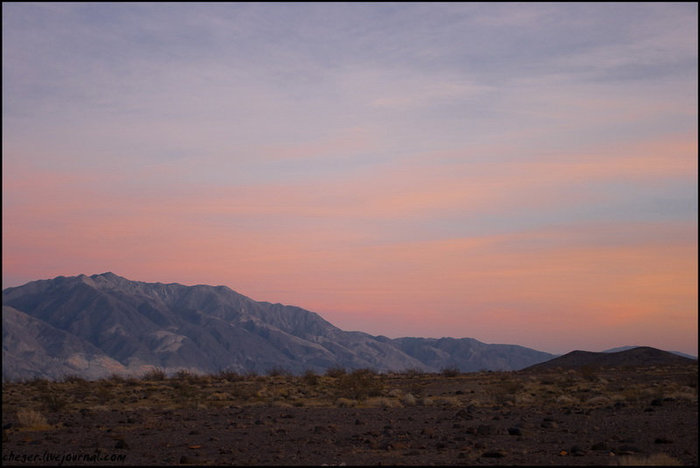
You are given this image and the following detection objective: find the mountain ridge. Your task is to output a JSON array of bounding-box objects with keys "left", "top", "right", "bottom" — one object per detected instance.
[{"left": 6, "top": 271, "right": 669, "bottom": 381}]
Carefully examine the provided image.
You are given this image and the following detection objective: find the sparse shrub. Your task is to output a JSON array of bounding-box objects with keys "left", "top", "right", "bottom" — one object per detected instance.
[
  {"left": 556, "top": 395, "right": 576, "bottom": 406},
  {"left": 170, "top": 380, "right": 201, "bottom": 407},
  {"left": 174, "top": 369, "right": 190, "bottom": 379},
  {"left": 334, "top": 397, "right": 357, "bottom": 408},
  {"left": 325, "top": 367, "right": 346, "bottom": 378},
  {"left": 401, "top": 392, "right": 417, "bottom": 406},
  {"left": 62, "top": 374, "right": 87, "bottom": 384},
  {"left": 301, "top": 369, "right": 319, "bottom": 386},
  {"left": 402, "top": 368, "right": 426, "bottom": 377},
  {"left": 143, "top": 368, "right": 167, "bottom": 381},
  {"left": 25, "top": 377, "right": 50, "bottom": 388},
  {"left": 39, "top": 391, "right": 68, "bottom": 412},
  {"left": 16, "top": 409, "right": 50, "bottom": 430},
  {"left": 364, "top": 397, "right": 401, "bottom": 408},
  {"left": 228, "top": 381, "right": 262, "bottom": 401},
  {"left": 584, "top": 395, "right": 611, "bottom": 407},
  {"left": 579, "top": 365, "right": 598, "bottom": 381},
  {"left": 441, "top": 366, "right": 460, "bottom": 377},
  {"left": 243, "top": 370, "right": 259, "bottom": 379},
  {"left": 267, "top": 367, "right": 291, "bottom": 377},
  {"left": 95, "top": 384, "right": 114, "bottom": 404},
  {"left": 217, "top": 370, "right": 243, "bottom": 382},
  {"left": 335, "top": 369, "right": 384, "bottom": 400},
  {"left": 433, "top": 396, "right": 463, "bottom": 408},
  {"left": 408, "top": 381, "right": 425, "bottom": 397},
  {"left": 106, "top": 374, "right": 126, "bottom": 384},
  {"left": 492, "top": 379, "right": 523, "bottom": 405}
]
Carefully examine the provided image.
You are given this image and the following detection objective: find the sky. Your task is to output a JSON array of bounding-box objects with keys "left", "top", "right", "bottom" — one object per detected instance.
[{"left": 2, "top": 2, "right": 698, "bottom": 356}]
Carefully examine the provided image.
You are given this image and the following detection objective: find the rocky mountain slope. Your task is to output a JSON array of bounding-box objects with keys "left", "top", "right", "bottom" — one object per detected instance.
[{"left": 3, "top": 272, "right": 557, "bottom": 380}]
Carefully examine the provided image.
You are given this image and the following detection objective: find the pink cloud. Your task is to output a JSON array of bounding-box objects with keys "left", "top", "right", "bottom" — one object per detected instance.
[{"left": 3, "top": 132, "right": 696, "bottom": 354}]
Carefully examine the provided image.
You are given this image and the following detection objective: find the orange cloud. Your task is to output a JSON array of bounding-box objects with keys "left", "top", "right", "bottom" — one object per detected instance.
[{"left": 3, "top": 131, "right": 696, "bottom": 353}]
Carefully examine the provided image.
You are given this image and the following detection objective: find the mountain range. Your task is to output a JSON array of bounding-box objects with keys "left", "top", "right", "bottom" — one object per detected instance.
[{"left": 3, "top": 272, "right": 559, "bottom": 381}]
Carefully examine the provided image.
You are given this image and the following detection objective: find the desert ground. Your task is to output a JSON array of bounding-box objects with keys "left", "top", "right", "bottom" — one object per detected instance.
[{"left": 2, "top": 364, "right": 697, "bottom": 466}]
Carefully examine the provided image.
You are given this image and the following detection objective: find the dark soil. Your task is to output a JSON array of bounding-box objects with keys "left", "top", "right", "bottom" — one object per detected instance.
[{"left": 2, "top": 366, "right": 697, "bottom": 466}]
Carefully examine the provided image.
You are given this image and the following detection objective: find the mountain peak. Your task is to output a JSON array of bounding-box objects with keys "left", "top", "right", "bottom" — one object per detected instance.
[{"left": 91, "top": 272, "right": 122, "bottom": 281}]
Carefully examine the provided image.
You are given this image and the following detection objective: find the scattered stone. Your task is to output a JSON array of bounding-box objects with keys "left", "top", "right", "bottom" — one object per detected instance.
[
  {"left": 507, "top": 427, "right": 522, "bottom": 436},
  {"left": 616, "top": 445, "right": 642, "bottom": 455},
  {"left": 540, "top": 420, "right": 558, "bottom": 429},
  {"left": 650, "top": 398, "right": 663, "bottom": 406},
  {"left": 481, "top": 450, "right": 506, "bottom": 458},
  {"left": 570, "top": 445, "right": 586, "bottom": 456},
  {"left": 455, "top": 409, "right": 473, "bottom": 420},
  {"left": 476, "top": 424, "right": 493, "bottom": 435},
  {"left": 114, "top": 438, "right": 129, "bottom": 449},
  {"left": 654, "top": 437, "right": 673, "bottom": 444},
  {"left": 591, "top": 441, "right": 608, "bottom": 451}
]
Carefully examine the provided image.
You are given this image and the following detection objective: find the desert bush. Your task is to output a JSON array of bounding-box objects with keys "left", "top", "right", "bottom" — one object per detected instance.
[
  {"left": 243, "top": 370, "right": 259, "bottom": 379},
  {"left": 401, "top": 392, "right": 417, "bottom": 406},
  {"left": 579, "top": 365, "right": 598, "bottom": 381},
  {"left": 228, "top": 381, "right": 262, "bottom": 401},
  {"left": 556, "top": 395, "right": 577, "bottom": 406},
  {"left": 441, "top": 366, "right": 461, "bottom": 377},
  {"left": 217, "top": 370, "right": 243, "bottom": 382},
  {"left": 105, "top": 374, "right": 126, "bottom": 384},
  {"left": 95, "top": 384, "right": 114, "bottom": 404},
  {"left": 334, "top": 397, "right": 357, "bottom": 407},
  {"left": 39, "top": 391, "right": 68, "bottom": 412},
  {"left": 16, "top": 409, "right": 50, "bottom": 430},
  {"left": 62, "top": 374, "right": 87, "bottom": 384},
  {"left": 301, "top": 369, "right": 319, "bottom": 386},
  {"left": 401, "top": 368, "right": 426, "bottom": 377},
  {"left": 335, "top": 369, "right": 384, "bottom": 400},
  {"left": 325, "top": 367, "right": 347, "bottom": 378},
  {"left": 433, "top": 396, "right": 463, "bottom": 407},
  {"left": 364, "top": 397, "right": 401, "bottom": 408},
  {"left": 24, "top": 377, "right": 50, "bottom": 388},
  {"left": 583, "top": 396, "right": 612, "bottom": 407},
  {"left": 174, "top": 369, "right": 190, "bottom": 379},
  {"left": 143, "top": 368, "right": 167, "bottom": 381},
  {"left": 170, "top": 380, "right": 202, "bottom": 406},
  {"left": 408, "top": 381, "right": 425, "bottom": 397},
  {"left": 492, "top": 379, "right": 524, "bottom": 405},
  {"left": 266, "top": 367, "right": 291, "bottom": 377}
]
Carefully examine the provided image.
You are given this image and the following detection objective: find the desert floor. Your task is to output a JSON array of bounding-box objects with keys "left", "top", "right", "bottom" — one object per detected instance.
[{"left": 2, "top": 364, "right": 697, "bottom": 466}]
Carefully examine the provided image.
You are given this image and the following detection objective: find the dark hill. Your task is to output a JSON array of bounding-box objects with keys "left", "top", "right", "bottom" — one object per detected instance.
[{"left": 522, "top": 346, "right": 696, "bottom": 372}]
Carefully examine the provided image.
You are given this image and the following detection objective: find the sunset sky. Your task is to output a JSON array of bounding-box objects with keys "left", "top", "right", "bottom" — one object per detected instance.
[{"left": 3, "top": 3, "right": 697, "bottom": 356}]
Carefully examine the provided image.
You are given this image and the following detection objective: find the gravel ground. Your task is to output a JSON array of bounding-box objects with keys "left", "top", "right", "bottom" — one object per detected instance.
[{"left": 3, "top": 399, "right": 697, "bottom": 466}]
